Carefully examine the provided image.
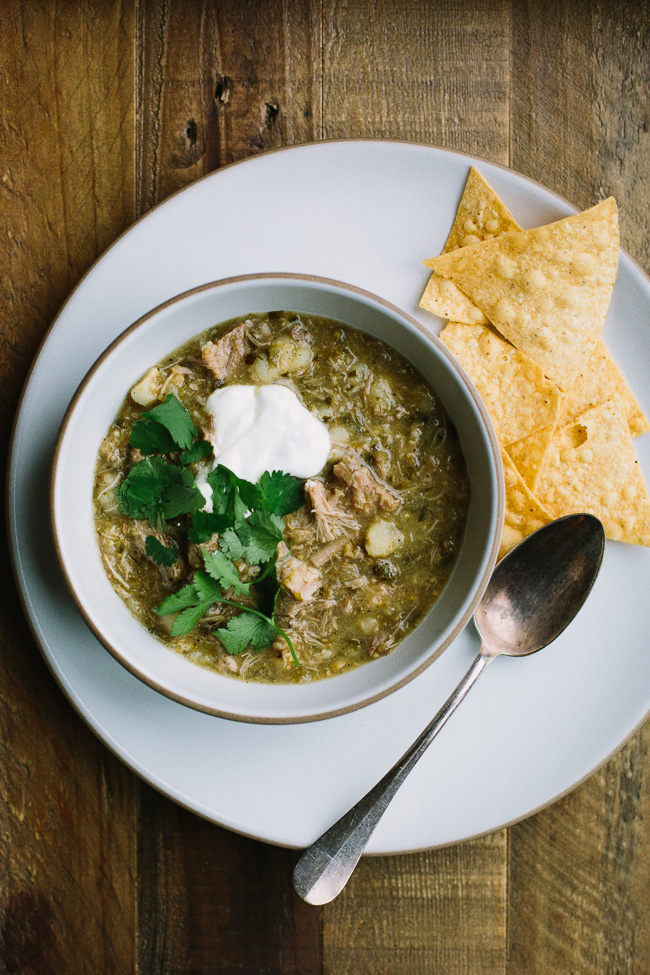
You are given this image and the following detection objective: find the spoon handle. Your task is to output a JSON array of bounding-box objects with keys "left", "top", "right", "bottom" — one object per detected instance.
[{"left": 293, "top": 648, "right": 495, "bottom": 905}]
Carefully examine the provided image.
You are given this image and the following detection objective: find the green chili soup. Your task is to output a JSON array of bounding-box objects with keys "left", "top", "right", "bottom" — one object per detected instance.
[{"left": 93, "top": 312, "right": 470, "bottom": 683}]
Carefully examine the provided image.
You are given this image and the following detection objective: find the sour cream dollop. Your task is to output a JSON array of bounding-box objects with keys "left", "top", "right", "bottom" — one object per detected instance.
[{"left": 196, "top": 384, "right": 331, "bottom": 508}]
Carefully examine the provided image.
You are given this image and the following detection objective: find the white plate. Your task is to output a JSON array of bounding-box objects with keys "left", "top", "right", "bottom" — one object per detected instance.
[{"left": 9, "top": 141, "right": 650, "bottom": 852}]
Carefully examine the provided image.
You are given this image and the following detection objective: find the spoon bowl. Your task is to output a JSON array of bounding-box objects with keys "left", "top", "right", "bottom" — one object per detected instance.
[
  {"left": 475, "top": 513, "right": 605, "bottom": 657},
  {"left": 293, "top": 513, "right": 606, "bottom": 905}
]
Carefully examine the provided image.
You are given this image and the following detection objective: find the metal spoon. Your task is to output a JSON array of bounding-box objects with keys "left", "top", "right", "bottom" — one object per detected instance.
[{"left": 293, "top": 513, "right": 605, "bottom": 905}]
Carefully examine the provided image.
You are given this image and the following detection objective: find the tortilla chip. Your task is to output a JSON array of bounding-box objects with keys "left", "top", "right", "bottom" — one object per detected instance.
[
  {"left": 500, "top": 447, "right": 552, "bottom": 560},
  {"left": 559, "top": 339, "right": 649, "bottom": 437},
  {"left": 506, "top": 413, "right": 560, "bottom": 493},
  {"left": 420, "top": 271, "right": 489, "bottom": 325},
  {"left": 420, "top": 167, "right": 521, "bottom": 325},
  {"left": 440, "top": 322, "right": 561, "bottom": 445},
  {"left": 536, "top": 401, "right": 650, "bottom": 546},
  {"left": 444, "top": 167, "right": 521, "bottom": 252},
  {"left": 425, "top": 198, "right": 619, "bottom": 390}
]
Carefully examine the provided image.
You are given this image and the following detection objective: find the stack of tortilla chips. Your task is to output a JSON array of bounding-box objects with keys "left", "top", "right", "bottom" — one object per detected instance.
[{"left": 421, "top": 167, "right": 650, "bottom": 558}]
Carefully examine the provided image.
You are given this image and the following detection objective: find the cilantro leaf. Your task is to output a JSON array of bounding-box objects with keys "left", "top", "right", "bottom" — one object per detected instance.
[
  {"left": 203, "top": 549, "right": 251, "bottom": 596},
  {"left": 207, "top": 466, "right": 236, "bottom": 515},
  {"left": 206, "top": 466, "right": 303, "bottom": 517},
  {"left": 193, "top": 570, "right": 223, "bottom": 604},
  {"left": 154, "top": 572, "right": 221, "bottom": 636},
  {"left": 115, "top": 456, "right": 169, "bottom": 528},
  {"left": 216, "top": 612, "right": 277, "bottom": 655},
  {"left": 171, "top": 602, "right": 213, "bottom": 637},
  {"left": 187, "top": 510, "right": 232, "bottom": 544},
  {"left": 161, "top": 468, "right": 206, "bottom": 519},
  {"left": 140, "top": 394, "right": 197, "bottom": 451},
  {"left": 232, "top": 477, "right": 259, "bottom": 511},
  {"left": 255, "top": 470, "right": 305, "bottom": 516},
  {"left": 218, "top": 511, "right": 284, "bottom": 565},
  {"left": 129, "top": 394, "right": 197, "bottom": 455},
  {"left": 115, "top": 456, "right": 204, "bottom": 529},
  {"left": 154, "top": 581, "right": 200, "bottom": 615},
  {"left": 130, "top": 419, "right": 177, "bottom": 455},
  {"left": 207, "top": 466, "right": 252, "bottom": 522},
  {"left": 145, "top": 535, "right": 178, "bottom": 567},
  {"left": 179, "top": 439, "right": 214, "bottom": 465},
  {"left": 240, "top": 511, "right": 286, "bottom": 562},
  {"left": 201, "top": 464, "right": 302, "bottom": 524},
  {"left": 219, "top": 527, "right": 247, "bottom": 562}
]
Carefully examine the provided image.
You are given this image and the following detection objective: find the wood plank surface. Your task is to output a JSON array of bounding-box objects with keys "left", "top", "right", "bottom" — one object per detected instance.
[
  {"left": 508, "top": 3, "right": 650, "bottom": 973},
  {"left": 137, "top": 784, "right": 322, "bottom": 975},
  {"left": 0, "top": 2, "right": 138, "bottom": 973},
  {"left": 0, "top": 0, "right": 136, "bottom": 431},
  {"left": 323, "top": 832, "right": 507, "bottom": 975},
  {"left": 2, "top": 1, "right": 650, "bottom": 972},
  {"left": 137, "top": 0, "right": 321, "bottom": 213},
  {"left": 322, "top": 0, "right": 510, "bottom": 157}
]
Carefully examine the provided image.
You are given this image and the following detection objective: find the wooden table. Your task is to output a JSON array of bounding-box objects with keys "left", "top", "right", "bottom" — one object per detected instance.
[{"left": 3, "top": 1, "right": 650, "bottom": 971}]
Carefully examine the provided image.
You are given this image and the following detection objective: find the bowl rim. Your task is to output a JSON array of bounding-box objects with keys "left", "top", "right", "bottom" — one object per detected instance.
[{"left": 50, "top": 271, "right": 504, "bottom": 722}]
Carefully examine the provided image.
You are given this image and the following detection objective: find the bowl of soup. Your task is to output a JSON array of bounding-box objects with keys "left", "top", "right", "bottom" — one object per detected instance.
[{"left": 51, "top": 273, "right": 504, "bottom": 722}]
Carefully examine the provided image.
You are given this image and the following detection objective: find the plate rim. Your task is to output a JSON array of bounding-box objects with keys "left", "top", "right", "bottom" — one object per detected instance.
[{"left": 8, "top": 137, "right": 650, "bottom": 851}]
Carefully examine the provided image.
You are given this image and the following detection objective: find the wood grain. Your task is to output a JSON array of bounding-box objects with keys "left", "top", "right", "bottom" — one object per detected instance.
[
  {"left": 138, "top": 785, "right": 322, "bottom": 975},
  {"left": 322, "top": 0, "right": 511, "bottom": 160},
  {"left": 0, "top": 1, "right": 138, "bottom": 972},
  {"left": 509, "top": 2, "right": 650, "bottom": 973},
  {"left": 323, "top": 833, "right": 507, "bottom": 975},
  {"left": 0, "top": 0, "right": 136, "bottom": 435},
  {"left": 137, "top": 0, "right": 322, "bottom": 214}
]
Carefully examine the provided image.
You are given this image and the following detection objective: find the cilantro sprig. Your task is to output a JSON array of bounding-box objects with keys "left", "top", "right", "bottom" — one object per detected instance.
[
  {"left": 130, "top": 393, "right": 197, "bottom": 454},
  {"left": 154, "top": 563, "right": 298, "bottom": 665},
  {"left": 202, "top": 549, "right": 251, "bottom": 596},
  {"left": 130, "top": 393, "right": 214, "bottom": 466},
  {"left": 153, "top": 463, "right": 304, "bottom": 665},
  {"left": 203, "top": 467, "right": 304, "bottom": 521},
  {"left": 115, "top": 456, "right": 204, "bottom": 529},
  {"left": 255, "top": 470, "right": 305, "bottom": 516},
  {"left": 219, "top": 512, "right": 285, "bottom": 565}
]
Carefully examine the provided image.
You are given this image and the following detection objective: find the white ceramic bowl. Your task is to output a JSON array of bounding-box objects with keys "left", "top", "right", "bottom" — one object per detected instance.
[{"left": 51, "top": 273, "right": 504, "bottom": 723}]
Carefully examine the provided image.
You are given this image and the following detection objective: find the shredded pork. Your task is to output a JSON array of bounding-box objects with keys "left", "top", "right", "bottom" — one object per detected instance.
[
  {"left": 333, "top": 456, "right": 401, "bottom": 513},
  {"left": 201, "top": 322, "right": 250, "bottom": 382},
  {"left": 304, "top": 478, "right": 360, "bottom": 541}
]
